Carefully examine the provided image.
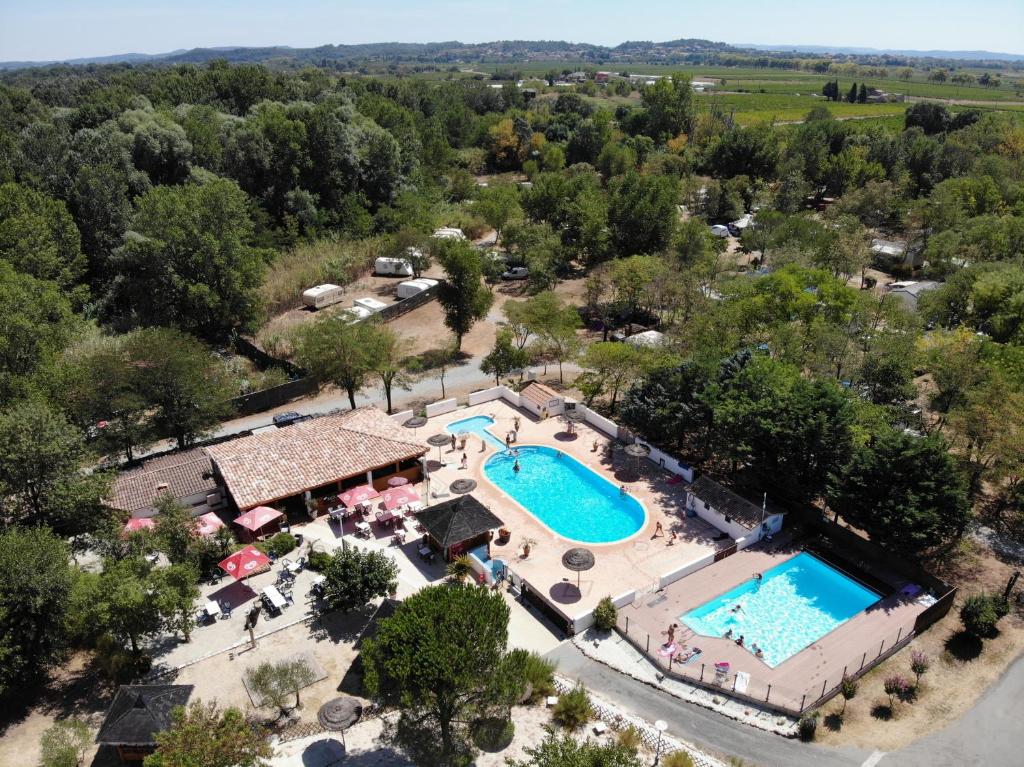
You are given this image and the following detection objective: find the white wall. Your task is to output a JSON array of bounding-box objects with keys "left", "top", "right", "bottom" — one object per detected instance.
[
  {"left": 642, "top": 442, "right": 694, "bottom": 483},
  {"left": 687, "top": 492, "right": 750, "bottom": 539},
  {"left": 425, "top": 398, "right": 459, "bottom": 418},
  {"left": 469, "top": 386, "right": 519, "bottom": 407},
  {"left": 390, "top": 409, "right": 414, "bottom": 424},
  {"left": 658, "top": 552, "right": 717, "bottom": 589},
  {"left": 571, "top": 589, "right": 636, "bottom": 633},
  {"left": 577, "top": 405, "right": 619, "bottom": 439}
]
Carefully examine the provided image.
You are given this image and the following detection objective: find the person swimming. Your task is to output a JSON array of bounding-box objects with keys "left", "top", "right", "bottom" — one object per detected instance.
[{"left": 513, "top": 460, "right": 521, "bottom": 473}]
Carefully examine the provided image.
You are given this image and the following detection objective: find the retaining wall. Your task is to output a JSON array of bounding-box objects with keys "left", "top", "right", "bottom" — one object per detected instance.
[{"left": 425, "top": 398, "right": 459, "bottom": 418}]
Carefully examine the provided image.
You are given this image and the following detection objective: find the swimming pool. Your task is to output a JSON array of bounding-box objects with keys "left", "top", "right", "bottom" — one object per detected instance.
[
  {"left": 484, "top": 446, "right": 646, "bottom": 543},
  {"left": 680, "top": 552, "right": 881, "bottom": 668},
  {"left": 446, "top": 415, "right": 506, "bottom": 450}
]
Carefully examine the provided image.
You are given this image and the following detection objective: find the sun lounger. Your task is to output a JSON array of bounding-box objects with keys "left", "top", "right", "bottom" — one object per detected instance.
[{"left": 901, "top": 583, "right": 923, "bottom": 599}]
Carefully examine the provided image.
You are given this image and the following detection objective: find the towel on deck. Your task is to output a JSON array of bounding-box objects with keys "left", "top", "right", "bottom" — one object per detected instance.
[
  {"left": 735, "top": 671, "right": 751, "bottom": 693},
  {"left": 657, "top": 642, "right": 679, "bottom": 657}
]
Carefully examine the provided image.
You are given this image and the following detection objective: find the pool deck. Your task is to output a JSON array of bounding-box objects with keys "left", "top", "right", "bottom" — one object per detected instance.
[
  {"left": 422, "top": 399, "right": 730, "bottom": 624},
  {"left": 623, "top": 543, "right": 930, "bottom": 711}
]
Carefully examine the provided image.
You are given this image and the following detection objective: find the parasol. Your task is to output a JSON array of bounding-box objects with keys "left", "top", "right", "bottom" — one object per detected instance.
[{"left": 561, "top": 547, "right": 595, "bottom": 588}]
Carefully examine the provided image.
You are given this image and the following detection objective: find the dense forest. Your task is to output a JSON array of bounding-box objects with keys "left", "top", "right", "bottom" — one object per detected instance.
[{"left": 0, "top": 57, "right": 1023, "bottom": 703}]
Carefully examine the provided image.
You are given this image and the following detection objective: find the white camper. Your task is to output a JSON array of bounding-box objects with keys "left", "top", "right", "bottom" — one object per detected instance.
[
  {"left": 432, "top": 227, "right": 466, "bottom": 240},
  {"left": 374, "top": 257, "right": 414, "bottom": 277},
  {"left": 395, "top": 278, "right": 439, "bottom": 300},
  {"left": 354, "top": 297, "right": 388, "bottom": 313},
  {"left": 340, "top": 305, "right": 373, "bottom": 323},
  {"left": 301, "top": 284, "right": 345, "bottom": 310}
]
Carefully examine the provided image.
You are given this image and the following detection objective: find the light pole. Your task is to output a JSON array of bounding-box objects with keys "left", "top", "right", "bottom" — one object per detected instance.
[{"left": 653, "top": 719, "right": 667, "bottom": 765}]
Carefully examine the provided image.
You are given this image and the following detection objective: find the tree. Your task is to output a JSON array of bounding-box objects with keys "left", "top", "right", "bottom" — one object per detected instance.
[
  {"left": 826, "top": 430, "right": 971, "bottom": 558},
  {"left": 839, "top": 675, "right": 858, "bottom": 715},
  {"left": 857, "top": 83, "right": 868, "bottom": 103},
  {"left": 435, "top": 239, "right": 493, "bottom": 350},
  {"left": 366, "top": 324, "right": 412, "bottom": 414},
  {"left": 481, "top": 328, "right": 530, "bottom": 385},
  {"left": 145, "top": 701, "right": 272, "bottom": 767},
  {"left": 104, "top": 179, "right": 269, "bottom": 340},
  {"left": 125, "top": 328, "right": 236, "bottom": 450},
  {"left": 363, "top": 584, "right": 521, "bottom": 767},
  {"left": 607, "top": 172, "right": 678, "bottom": 256},
  {"left": 294, "top": 313, "right": 375, "bottom": 410},
  {"left": 577, "top": 342, "right": 648, "bottom": 414},
  {"left": 640, "top": 75, "right": 696, "bottom": 141},
  {"left": 38, "top": 718, "right": 91, "bottom": 767},
  {"left": 909, "top": 650, "right": 930, "bottom": 686},
  {"left": 847, "top": 83, "right": 858, "bottom": 103},
  {"left": 474, "top": 184, "right": 521, "bottom": 244},
  {"left": 320, "top": 547, "right": 398, "bottom": 613},
  {"left": 0, "top": 527, "right": 74, "bottom": 700},
  {"left": 0, "top": 182, "right": 85, "bottom": 293},
  {"left": 0, "top": 400, "right": 108, "bottom": 532},
  {"left": 413, "top": 341, "right": 461, "bottom": 400},
  {"left": 245, "top": 658, "right": 317, "bottom": 717},
  {"left": 507, "top": 730, "right": 642, "bottom": 767},
  {"left": 960, "top": 593, "right": 1009, "bottom": 638}
]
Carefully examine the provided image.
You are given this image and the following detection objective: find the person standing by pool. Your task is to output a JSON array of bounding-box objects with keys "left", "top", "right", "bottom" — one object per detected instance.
[
  {"left": 460, "top": 453, "right": 467, "bottom": 470},
  {"left": 450, "top": 433, "right": 457, "bottom": 451},
  {"left": 514, "top": 415, "right": 520, "bottom": 431},
  {"left": 654, "top": 521, "right": 664, "bottom": 537},
  {"left": 505, "top": 433, "right": 511, "bottom": 449}
]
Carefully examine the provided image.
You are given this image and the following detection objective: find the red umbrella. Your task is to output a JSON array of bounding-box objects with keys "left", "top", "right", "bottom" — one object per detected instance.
[
  {"left": 387, "top": 476, "right": 410, "bottom": 488},
  {"left": 219, "top": 545, "right": 271, "bottom": 580},
  {"left": 338, "top": 485, "right": 380, "bottom": 508},
  {"left": 234, "top": 506, "right": 284, "bottom": 533},
  {"left": 194, "top": 511, "right": 226, "bottom": 537},
  {"left": 122, "top": 517, "right": 156, "bottom": 535},
  {"left": 382, "top": 485, "right": 420, "bottom": 510}
]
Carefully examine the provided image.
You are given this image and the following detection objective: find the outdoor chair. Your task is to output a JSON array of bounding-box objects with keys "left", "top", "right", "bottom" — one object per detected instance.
[{"left": 219, "top": 601, "right": 232, "bottom": 620}]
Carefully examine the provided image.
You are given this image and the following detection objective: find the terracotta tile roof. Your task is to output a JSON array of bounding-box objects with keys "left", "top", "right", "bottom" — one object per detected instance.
[
  {"left": 108, "top": 449, "right": 216, "bottom": 513},
  {"left": 520, "top": 381, "right": 562, "bottom": 409},
  {"left": 206, "top": 406, "right": 426, "bottom": 510}
]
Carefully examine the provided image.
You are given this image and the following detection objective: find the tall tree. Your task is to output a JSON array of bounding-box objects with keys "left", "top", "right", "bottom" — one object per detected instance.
[
  {"left": 607, "top": 172, "right": 678, "bottom": 256},
  {"left": 434, "top": 239, "right": 493, "bottom": 350},
  {"left": 474, "top": 183, "right": 522, "bottom": 244},
  {"left": 0, "top": 527, "right": 75, "bottom": 700},
  {"left": 481, "top": 328, "right": 530, "bottom": 385},
  {"left": 365, "top": 324, "right": 412, "bottom": 414},
  {"left": 104, "top": 178, "right": 269, "bottom": 340},
  {"left": 363, "top": 584, "right": 522, "bottom": 767},
  {"left": 294, "top": 314, "right": 375, "bottom": 410},
  {"left": 640, "top": 75, "right": 696, "bottom": 141},
  {"left": 144, "top": 701, "right": 272, "bottom": 767},
  {"left": 577, "top": 342, "right": 648, "bottom": 414},
  {"left": 320, "top": 545, "right": 399, "bottom": 614}
]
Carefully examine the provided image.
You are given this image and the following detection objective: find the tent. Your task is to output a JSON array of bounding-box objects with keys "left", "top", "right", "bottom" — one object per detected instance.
[{"left": 218, "top": 546, "right": 271, "bottom": 580}]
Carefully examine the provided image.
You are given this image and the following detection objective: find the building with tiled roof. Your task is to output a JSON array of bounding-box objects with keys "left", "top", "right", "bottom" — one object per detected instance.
[
  {"left": 107, "top": 448, "right": 222, "bottom": 519},
  {"left": 96, "top": 684, "right": 193, "bottom": 763},
  {"left": 518, "top": 381, "right": 564, "bottom": 418},
  {"left": 206, "top": 406, "right": 427, "bottom": 511}
]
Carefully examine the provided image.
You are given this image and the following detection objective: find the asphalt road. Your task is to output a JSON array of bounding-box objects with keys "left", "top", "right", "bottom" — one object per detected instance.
[{"left": 545, "top": 642, "right": 1024, "bottom": 767}]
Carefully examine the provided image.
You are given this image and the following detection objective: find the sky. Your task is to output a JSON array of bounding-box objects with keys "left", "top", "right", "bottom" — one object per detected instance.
[{"left": 1, "top": 0, "right": 1021, "bottom": 62}]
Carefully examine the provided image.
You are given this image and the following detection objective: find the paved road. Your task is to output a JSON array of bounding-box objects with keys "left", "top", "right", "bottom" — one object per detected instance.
[{"left": 546, "top": 642, "right": 1024, "bottom": 767}]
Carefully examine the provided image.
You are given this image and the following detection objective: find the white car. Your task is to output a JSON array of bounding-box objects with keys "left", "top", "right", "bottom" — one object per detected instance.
[
  {"left": 502, "top": 267, "right": 529, "bottom": 280},
  {"left": 710, "top": 225, "right": 730, "bottom": 238}
]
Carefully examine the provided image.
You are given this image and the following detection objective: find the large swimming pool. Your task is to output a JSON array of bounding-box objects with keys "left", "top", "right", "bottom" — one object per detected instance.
[
  {"left": 681, "top": 552, "right": 880, "bottom": 668},
  {"left": 484, "top": 445, "right": 646, "bottom": 543}
]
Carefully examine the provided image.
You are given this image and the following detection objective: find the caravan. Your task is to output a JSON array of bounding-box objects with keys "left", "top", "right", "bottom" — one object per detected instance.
[
  {"left": 374, "top": 257, "right": 414, "bottom": 277},
  {"left": 395, "top": 278, "right": 439, "bottom": 299},
  {"left": 301, "top": 284, "right": 345, "bottom": 310}
]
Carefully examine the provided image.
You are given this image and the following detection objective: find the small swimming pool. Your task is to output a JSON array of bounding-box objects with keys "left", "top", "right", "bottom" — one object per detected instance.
[
  {"left": 446, "top": 415, "right": 506, "bottom": 450},
  {"left": 681, "top": 552, "right": 880, "bottom": 668},
  {"left": 484, "top": 446, "right": 646, "bottom": 543}
]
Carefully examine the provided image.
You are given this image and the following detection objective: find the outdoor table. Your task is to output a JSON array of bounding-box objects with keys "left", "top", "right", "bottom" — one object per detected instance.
[
  {"left": 262, "top": 584, "right": 287, "bottom": 611},
  {"left": 204, "top": 600, "right": 219, "bottom": 619},
  {"left": 376, "top": 510, "right": 397, "bottom": 527},
  {"left": 283, "top": 559, "right": 302, "bottom": 574},
  {"left": 354, "top": 521, "right": 372, "bottom": 537}
]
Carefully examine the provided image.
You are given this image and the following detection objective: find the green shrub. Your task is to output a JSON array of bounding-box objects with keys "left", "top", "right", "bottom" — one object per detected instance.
[
  {"left": 797, "top": 711, "right": 819, "bottom": 741},
  {"left": 472, "top": 716, "right": 515, "bottom": 752},
  {"left": 503, "top": 648, "right": 556, "bottom": 703},
  {"left": 616, "top": 725, "right": 642, "bottom": 753},
  {"left": 592, "top": 596, "right": 618, "bottom": 632},
  {"left": 552, "top": 684, "right": 593, "bottom": 729},
  {"left": 960, "top": 593, "right": 1010, "bottom": 638},
  {"left": 662, "top": 752, "right": 695, "bottom": 767},
  {"left": 39, "top": 718, "right": 90, "bottom": 767},
  {"left": 264, "top": 532, "right": 297, "bottom": 558},
  {"left": 306, "top": 550, "right": 333, "bottom": 572}
]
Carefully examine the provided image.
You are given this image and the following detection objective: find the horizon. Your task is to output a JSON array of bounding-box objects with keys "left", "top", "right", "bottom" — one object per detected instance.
[{"left": 0, "top": 0, "right": 1021, "bottom": 62}]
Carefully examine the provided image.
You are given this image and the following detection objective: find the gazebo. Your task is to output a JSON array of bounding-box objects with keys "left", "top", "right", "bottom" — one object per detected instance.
[
  {"left": 96, "top": 685, "right": 193, "bottom": 763},
  {"left": 416, "top": 494, "right": 504, "bottom": 562}
]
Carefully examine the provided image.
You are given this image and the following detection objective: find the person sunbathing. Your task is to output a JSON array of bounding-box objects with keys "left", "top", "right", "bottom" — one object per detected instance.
[{"left": 676, "top": 646, "right": 702, "bottom": 662}]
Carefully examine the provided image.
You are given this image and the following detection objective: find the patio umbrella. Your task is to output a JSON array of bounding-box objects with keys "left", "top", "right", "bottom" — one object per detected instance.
[
  {"left": 193, "top": 511, "right": 225, "bottom": 537},
  {"left": 337, "top": 485, "right": 380, "bottom": 508},
  {"left": 561, "top": 547, "right": 595, "bottom": 589},
  {"left": 427, "top": 433, "right": 451, "bottom": 463},
  {"left": 624, "top": 442, "right": 650, "bottom": 474},
  {"left": 122, "top": 517, "right": 156, "bottom": 535},
  {"left": 450, "top": 478, "right": 477, "bottom": 494},
  {"left": 219, "top": 545, "right": 271, "bottom": 580},
  {"left": 317, "top": 696, "right": 363, "bottom": 748},
  {"left": 387, "top": 476, "right": 410, "bottom": 487},
  {"left": 234, "top": 506, "right": 284, "bottom": 533},
  {"left": 403, "top": 415, "right": 427, "bottom": 429},
  {"left": 382, "top": 484, "right": 420, "bottom": 510}
]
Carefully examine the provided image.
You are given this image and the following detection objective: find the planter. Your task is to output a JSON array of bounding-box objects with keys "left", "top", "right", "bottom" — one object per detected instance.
[
  {"left": 497, "top": 528, "right": 511, "bottom": 544},
  {"left": 522, "top": 545, "right": 531, "bottom": 558}
]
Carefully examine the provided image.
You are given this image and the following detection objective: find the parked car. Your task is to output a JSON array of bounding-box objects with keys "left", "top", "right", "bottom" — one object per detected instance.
[
  {"left": 710, "top": 224, "right": 730, "bottom": 238},
  {"left": 273, "top": 411, "right": 308, "bottom": 427},
  {"left": 502, "top": 266, "right": 529, "bottom": 280}
]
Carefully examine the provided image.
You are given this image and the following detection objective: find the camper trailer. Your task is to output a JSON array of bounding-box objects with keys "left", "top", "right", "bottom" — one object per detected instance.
[
  {"left": 395, "top": 278, "right": 439, "bottom": 299},
  {"left": 432, "top": 227, "right": 466, "bottom": 240},
  {"left": 374, "top": 257, "right": 414, "bottom": 277},
  {"left": 301, "top": 284, "right": 345, "bottom": 310},
  {"left": 354, "top": 297, "right": 388, "bottom": 313}
]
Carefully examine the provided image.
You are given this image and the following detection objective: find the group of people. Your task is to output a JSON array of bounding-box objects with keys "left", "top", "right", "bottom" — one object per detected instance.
[
  {"left": 723, "top": 618, "right": 765, "bottom": 660},
  {"left": 652, "top": 520, "right": 680, "bottom": 545}
]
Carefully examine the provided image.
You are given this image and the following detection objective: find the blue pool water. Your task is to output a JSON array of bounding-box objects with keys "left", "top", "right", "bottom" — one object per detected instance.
[
  {"left": 681, "top": 552, "right": 880, "bottom": 668},
  {"left": 469, "top": 543, "right": 507, "bottom": 580},
  {"left": 446, "top": 415, "right": 506, "bottom": 450},
  {"left": 484, "top": 446, "right": 646, "bottom": 543}
]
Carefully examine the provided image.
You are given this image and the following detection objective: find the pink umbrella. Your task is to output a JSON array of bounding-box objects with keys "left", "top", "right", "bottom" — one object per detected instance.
[
  {"left": 218, "top": 545, "right": 271, "bottom": 580},
  {"left": 234, "top": 506, "right": 284, "bottom": 533},
  {"left": 194, "top": 511, "right": 226, "bottom": 537},
  {"left": 387, "top": 476, "right": 410, "bottom": 488},
  {"left": 382, "top": 485, "right": 420, "bottom": 510},
  {"left": 122, "top": 517, "right": 156, "bottom": 535},
  {"left": 338, "top": 485, "right": 381, "bottom": 508}
]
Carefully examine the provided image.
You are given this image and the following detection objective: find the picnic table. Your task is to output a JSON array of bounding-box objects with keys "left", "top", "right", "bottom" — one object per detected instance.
[
  {"left": 262, "top": 584, "right": 287, "bottom": 612},
  {"left": 204, "top": 600, "right": 220, "bottom": 619},
  {"left": 376, "top": 509, "right": 398, "bottom": 527},
  {"left": 417, "top": 544, "right": 435, "bottom": 563}
]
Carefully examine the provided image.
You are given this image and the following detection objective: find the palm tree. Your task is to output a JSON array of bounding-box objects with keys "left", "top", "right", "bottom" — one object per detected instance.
[{"left": 446, "top": 555, "right": 475, "bottom": 583}]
